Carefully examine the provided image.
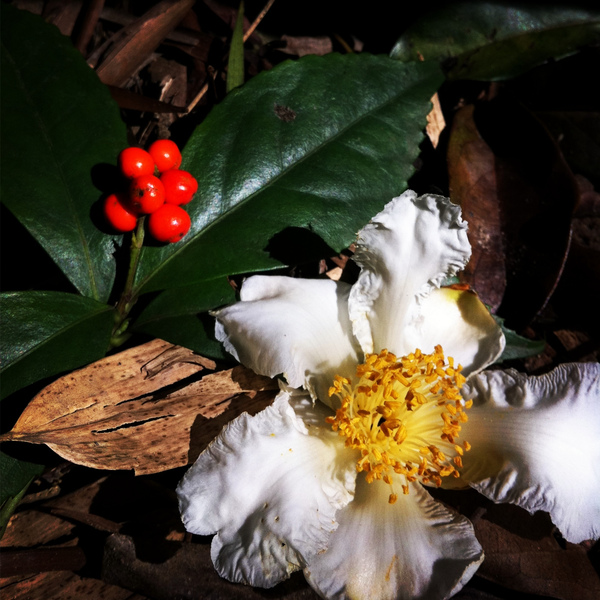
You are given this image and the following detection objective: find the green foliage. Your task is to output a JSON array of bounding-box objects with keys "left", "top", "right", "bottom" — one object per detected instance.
[
  {"left": 226, "top": 1, "right": 246, "bottom": 93},
  {"left": 494, "top": 315, "right": 547, "bottom": 362},
  {"left": 0, "top": 450, "right": 44, "bottom": 539},
  {"left": 0, "top": 3, "right": 128, "bottom": 302},
  {"left": 391, "top": 2, "right": 600, "bottom": 80},
  {"left": 0, "top": 291, "right": 115, "bottom": 400},
  {"left": 1, "top": 1, "right": 592, "bottom": 531},
  {"left": 133, "top": 54, "right": 443, "bottom": 295}
]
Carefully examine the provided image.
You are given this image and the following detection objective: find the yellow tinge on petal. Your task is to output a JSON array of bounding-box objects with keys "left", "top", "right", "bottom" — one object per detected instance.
[{"left": 327, "top": 345, "right": 472, "bottom": 504}]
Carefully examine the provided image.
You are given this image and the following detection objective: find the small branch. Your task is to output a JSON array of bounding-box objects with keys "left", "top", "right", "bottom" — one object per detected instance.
[{"left": 186, "top": 0, "right": 277, "bottom": 112}]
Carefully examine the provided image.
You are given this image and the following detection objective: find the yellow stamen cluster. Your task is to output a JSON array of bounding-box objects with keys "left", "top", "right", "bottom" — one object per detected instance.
[{"left": 326, "top": 345, "right": 472, "bottom": 504}]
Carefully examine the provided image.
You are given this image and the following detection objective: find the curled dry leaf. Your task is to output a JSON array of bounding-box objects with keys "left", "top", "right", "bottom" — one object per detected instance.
[{"left": 0, "top": 339, "right": 277, "bottom": 475}]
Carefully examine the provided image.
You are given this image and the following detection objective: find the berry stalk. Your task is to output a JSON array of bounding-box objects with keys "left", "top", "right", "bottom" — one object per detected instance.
[{"left": 109, "top": 216, "right": 145, "bottom": 349}]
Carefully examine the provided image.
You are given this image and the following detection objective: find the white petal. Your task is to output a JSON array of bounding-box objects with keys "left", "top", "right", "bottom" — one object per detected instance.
[
  {"left": 304, "top": 479, "right": 483, "bottom": 600},
  {"left": 214, "top": 275, "right": 361, "bottom": 404},
  {"left": 349, "top": 191, "right": 471, "bottom": 356},
  {"left": 403, "top": 287, "right": 505, "bottom": 375},
  {"left": 177, "top": 389, "right": 356, "bottom": 588},
  {"left": 460, "top": 363, "right": 600, "bottom": 543}
]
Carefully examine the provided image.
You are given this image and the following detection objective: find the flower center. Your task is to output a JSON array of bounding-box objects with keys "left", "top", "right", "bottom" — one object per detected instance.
[{"left": 326, "top": 345, "right": 472, "bottom": 504}]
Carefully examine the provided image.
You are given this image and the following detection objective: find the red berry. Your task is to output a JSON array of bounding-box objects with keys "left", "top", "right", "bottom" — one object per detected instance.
[
  {"left": 161, "top": 169, "right": 198, "bottom": 206},
  {"left": 148, "top": 139, "right": 182, "bottom": 173},
  {"left": 148, "top": 204, "right": 191, "bottom": 243},
  {"left": 104, "top": 193, "right": 138, "bottom": 232},
  {"left": 118, "top": 147, "right": 155, "bottom": 179},
  {"left": 128, "top": 174, "right": 165, "bottom": 214}
]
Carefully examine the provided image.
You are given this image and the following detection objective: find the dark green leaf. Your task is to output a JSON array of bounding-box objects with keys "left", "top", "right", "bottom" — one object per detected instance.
[
  {"left": 0, "top": 291, "right": 115, "bottom": 399},
  {"left": 391, "top": 3, "right": 600, "bottom": 80},
  {"left": 493, "top": 315, "right": 546, "bottom": 362},
  {"left": 226, "top": 1, "right": 245, "bottom": 93},
  {"left": 0, "top": 451, "right": 44, "bottom": 539},
  {"left": 133, "top": 277, "right": 235, "bottom": 358},
  {"left": 0, "top": 4, "right": 128, "bottom": 301},
  {"left": 133, "top": 54, "right": 443, "bottom": 294}
]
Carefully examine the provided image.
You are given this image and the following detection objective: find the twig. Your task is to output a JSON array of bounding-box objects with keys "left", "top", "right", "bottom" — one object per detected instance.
[
  {"left": 243, "top": 0, "right": 277, "bottom": 42},
  {"left": 186, "top": 0, "right": 277, "bottom": 113},
  {"left": 74, "top": 0, "right": 106, "bottom": 54}
]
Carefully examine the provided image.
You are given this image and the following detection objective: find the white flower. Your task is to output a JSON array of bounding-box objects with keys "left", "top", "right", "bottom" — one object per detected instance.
[{"left": 177, "top": 191, "right": 600, "bottom": 600}]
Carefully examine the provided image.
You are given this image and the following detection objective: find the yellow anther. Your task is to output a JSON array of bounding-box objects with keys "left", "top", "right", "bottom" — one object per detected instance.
[
  {"left": 376, "top": 405, "right": 392, "bottom": 418},
  {"left": 463, "top": 440, "right": 472, "bottom": 451},
  {"left": 389, "top": 493, "right": 398, "bottom": 504},
  {"left": 327, "top": 346, "right": 471, "bottom": 500}
]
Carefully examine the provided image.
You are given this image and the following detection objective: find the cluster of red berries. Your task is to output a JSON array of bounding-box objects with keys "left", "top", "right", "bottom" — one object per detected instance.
[{"left": 103, "top": 139, "right": 198, "bottom": 243}]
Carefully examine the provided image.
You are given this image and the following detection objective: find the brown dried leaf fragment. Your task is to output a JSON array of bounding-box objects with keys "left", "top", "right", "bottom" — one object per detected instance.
[
  {"left": 93, "top": 0, "right": 196, "bottom": 87},
  {"left": 1, "top": 339, "right": 277, "bottom": 475}
]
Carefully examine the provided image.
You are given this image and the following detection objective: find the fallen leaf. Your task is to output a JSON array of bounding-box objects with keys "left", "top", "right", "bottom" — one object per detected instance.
[
  {"left": 102, "top": 533, "right": 318, "bottom": 599},
  {"left": 448, "top": 97, "right": 577, "bottom": 328},
  {"left": 474, "top": 511, "right": 600, "bottom": 600},
  {"left": 0, "top": 571, "right": 147, "bottom": 600},
  {"left": 448, "top": 104, "right": 506, "bottom": 311},
  {"left": 1, "top": 339, "right": 277, "bottom": 475}
]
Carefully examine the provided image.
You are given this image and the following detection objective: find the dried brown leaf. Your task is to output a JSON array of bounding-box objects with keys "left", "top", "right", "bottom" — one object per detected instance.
[
  {"left": 279, "top": 34, "right": 333, "bottom": 57},
  {"left": 448, "top": 98, "right": 577, "bottom": 328},
  {"left": 0, "top": 572, "right": 147, "bottom": 600},
  {"left": 1, "top": 339, "right": 277, "bottom": 475},
  {"left": 426, "top": 93, "right": 446, "bottom": 149},
  {"left": 93, "top": 0, "right": 195, "bottom": 87},
  {"left": 448, "top": 104, "right": 506, "bottom": 311},
  {"left": 103, "top": 533, "right": 318, "bottom": 599},
  {"left": 475, "top": 515, "right": 600, "bottom": 600}
]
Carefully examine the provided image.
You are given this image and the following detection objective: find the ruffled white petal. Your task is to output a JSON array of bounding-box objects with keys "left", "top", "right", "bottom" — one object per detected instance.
[
  {"left": 402, "top": 287, "right": 505, "bottom": 375},
  {"left": 304, "top": 479, "right": 483, "bottom": 600},
  {"left": 177, "top": 389, "right": 357, "bottom": 588},
  {"left": 349, "top": 191, "right": 471, "bottom": 357},
  {"left": 460, "top": 363, "right": 600, "bottom": 543},
  {"left": 214, "top": 275, "right": 361, "bottom": 404}
]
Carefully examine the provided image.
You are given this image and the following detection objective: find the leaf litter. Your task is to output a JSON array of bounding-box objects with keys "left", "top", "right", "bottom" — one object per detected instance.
[{"left": 2, "top": 1, "right": 599, "bottom": 599}]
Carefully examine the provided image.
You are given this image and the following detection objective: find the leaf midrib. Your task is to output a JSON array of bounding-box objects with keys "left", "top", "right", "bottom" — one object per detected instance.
[{"left": 134, "top": 61, "right": 429, "bottom": 293}]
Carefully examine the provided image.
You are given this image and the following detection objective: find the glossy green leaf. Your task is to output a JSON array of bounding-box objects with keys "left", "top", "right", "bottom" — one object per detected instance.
[
  {"left": 493, "top": 315, "right": 547, "bottom": 362},
  {"left": 0, "top": 4, "right": 128, "bottom": 301},
  {"left": 133, "top": 54, "right": 443, "bottom": 294},
  {"left": 0, "top": 451, "right": 44, "bottom": 539},
  {"left": 226, "top": 1, "right": 245, "bottom": 93},
  {"left": 391, "top": 3, "right": 600, "bottom": 80},
  {"left": 0, "top": 291, "right": 115, "bottom": 400},
  {"left": 133, "top": 276, "right": 235, "bottom": 358}
]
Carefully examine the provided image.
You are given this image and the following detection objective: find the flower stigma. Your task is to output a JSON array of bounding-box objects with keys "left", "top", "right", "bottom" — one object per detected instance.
[{"left": 326, "top": 345, "right": 472, "bottom": 504}]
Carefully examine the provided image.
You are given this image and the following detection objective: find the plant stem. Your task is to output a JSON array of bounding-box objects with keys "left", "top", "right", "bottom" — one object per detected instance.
[{"left": 110, "top": 217, "right": 145, "bottom": 348}]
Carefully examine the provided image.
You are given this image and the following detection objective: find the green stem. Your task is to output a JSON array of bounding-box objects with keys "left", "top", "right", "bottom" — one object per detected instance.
[{"left": 110, "top": 217, "right": 145, "bottom": 348}]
